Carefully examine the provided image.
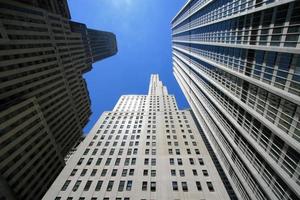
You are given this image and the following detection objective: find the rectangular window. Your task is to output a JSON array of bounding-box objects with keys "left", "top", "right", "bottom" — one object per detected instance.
[
  {"left": 179, "top": 170, "right": 185, "bottom": 177},
  {"left": 101, "top": 169, "right": 107, "bottom": 176},
  {"left": 151, "top": 170, "right": 156, "bottom": 177},
  {"left": 126, "top": 180, "right": 132, "bottom": 191},
  {"left": 198, "top": 158, "right": 204, "bottom": 165},
  {"left": 115, "top": 158, "right": 121, "bottom": 166},
  {"left": 144, "top": 158, "right": 149, "bottom": 165},
  {"left": 196, "top": 181, "right": 202, "bottom": 191},
  {"left": 151, "top": 158, "right": 156, "bottom": 166},
  {"left": 111, "top": 169, "right": 117, "bottom": 176},
  {"left": 172, "top": 181, "right": 178, "bottom": 191},
  {"left": 95, "top": 181, "right": 103, "bottom": 191},
  {"left": 182, "top": 182, "right": 188, "bottom": 192},
  {"left": 142, "top": 181, "right": 147, "bottom": 191},
  {"left": 202, "top": 170, "right": 209, "bottom": 176},
  {"left": 118, "top": 181, "right": 125, "bottom": 191},
  {"left": 192, "top": 169, "right": 198, "bottom": 176},
  {"left": 122, "top": 169, "right": 128, "bottom": 176},
  {"left": 150, "top": 182, "right": 156, "bottom": 192},
  {"left": 171, "top": 169, "right": 176, "bottom": 176},
  {"left": 96, "top": 158, "right": 102, "bottom": 165},
  {"left": 106, "top": 181, "right": 114, "bottom": 191},
  {"left": 87, "top": 158, "right": 93, "bottom": 165},
  {"left": 91, "top": 169, "right": 97, "bottom": 176},
  {"left": 80, "top": 169, "right": 87, "bottom": 176},
  {"left": 72, "top": 180, "right": 81, "bottom": 191},
  {"left": 143, "top": 169, "right": 148, "bottom": 176},
  {"left": 129, "top": 169, "right": 135, "bottom": 176},
  {"left": 105, "top": 158, "right": 111, "bottom": 165},
  {"left": 61, "top": 180, "right": 70, "bottom": 191},
  {"left": 84, "top": 181, "right": 92, "bottom": 191},
  {"left": 177, "top": 158, "right": 182, "bottom": 165},
  {"left": 207, "top": 182, "right": 214, "bottom": 191},
  {"left": 70, "top": 169, "right": 77, "bottom": 176}
]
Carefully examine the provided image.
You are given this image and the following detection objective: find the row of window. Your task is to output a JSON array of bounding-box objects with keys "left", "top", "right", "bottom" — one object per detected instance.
[{"left": 61, "top": 180, "right": 214, "bottom": 193}]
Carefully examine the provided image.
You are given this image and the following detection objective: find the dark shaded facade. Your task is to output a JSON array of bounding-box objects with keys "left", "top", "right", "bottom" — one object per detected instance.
[{"left": 0, "top": 0, "right": 117, "bottom": 199}]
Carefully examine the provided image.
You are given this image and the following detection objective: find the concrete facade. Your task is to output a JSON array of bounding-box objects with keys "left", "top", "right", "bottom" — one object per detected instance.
[
  {"left": 43, "top": 74, "right": 231, "bottom": 200},
  {"left": 0, "top": 0, "right": 117, "bottom": 199},
  {"left": 172, "top": 1, "right": 300, "bottom": 200}
]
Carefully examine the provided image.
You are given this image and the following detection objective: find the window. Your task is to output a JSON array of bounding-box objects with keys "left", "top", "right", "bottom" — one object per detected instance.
[
  {"left": 181, "top": 182, "right": 188, "bottom": 192},
  {"left": 126, "top": 180, "right": 132, "bottom": 191},
  {"left": 101, "top": 169, "right": 107, "bottom": 176},
  {"left": 81, "top": 169, "right": 87, "bottom": 176},
  {"left": 192, "top": 169, "right": 198, "bottom": 176},
  {"left": 189, "top": 158, "right": 194, "bottom": 165},
  {"left": 87, "top": 158, "right": 93, "bottom": 165},
  {"left": 151, "top": 158, "right": 156, "bottom": 166},
  {"left": 107, "top": 181, "right": 114, "bottom": 191},
  {"left": 144, "top": 158, "right": 149, "bottom": 165},
  {"left": 84, "top": 181, "right": 92, "bottom": 191},
  {"left": 150, "top": 182, "right": 156, "bottom": 192},
  {"left": 179, "top": 170, "right": 185, "bottom": 177},
  {"left": 73, "top": 180, "right": 81, "bottom": 191},
  {"left": 111, "top": 169, "right": 117, "bottom": 176},
  {"left": 95, "top": 181, "right": 103, "bottom": 191},
  {"left": 177, "top": 158, "right": 182, "bottom": 165},
  {"left": 198, "top": 158, "right": 204, "bottom": 165},
  {"left": 105, "top": 158, "right": 112, "bottom": 165},
  {"left": 115, "top": 158, "right": 121, "bottom": 166},
  {"left": 207, "top": 182, "right": 214, "bottom": 192},
  {"left": 96, "top": 158, "right": 102, "bottom": 165},
  {"left": 143, "top": 169, "right": 148, "bottom": 176},
  {"left": 172, "top": 181, "right": 178, "bottom": 191},
  {"left": 118, "top": 181, "right": 125, "bottom": 191},
  {"left": 129, "top": 169, "right": 135, "bottom": 176},
  {"left": 91, "top": 169, "right": 97, "bottom": 176},
  {"left": 202, "top": 170, "right": 209, "bottom": 176},
  {"left": 196, "top": 181, "right": 202, "bottom": 191},
  {"left": 171, "top": 169, "right": 176, "bottom": 176},
  {"left": 122, "top": 169, "right": 128, "bottom": 176},
  {"left": 77, "top": 158, "right": 84, "bottom": 165},
  {"left": 70, "top": 169, "right": 77, "bottom": 176},
  {"left": 131, "top": 158, "right": 136, "bottom": 165},
  {"left": 142, "top": 181, "right": 147, "bottom": 191},
  {"left": 61, "top": 180, "right": 70, "bottom": 191},
  {"left": 151, "top": 170, "right": 156, "bottom": 177}
]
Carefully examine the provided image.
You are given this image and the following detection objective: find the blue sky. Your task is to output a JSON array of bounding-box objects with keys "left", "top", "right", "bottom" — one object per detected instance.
[{"left": 68, "top": 0, "right": 189, "bottom": 134}]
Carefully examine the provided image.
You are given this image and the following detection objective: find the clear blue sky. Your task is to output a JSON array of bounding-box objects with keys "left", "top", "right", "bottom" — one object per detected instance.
[{"left": 68, "top": 0, "right": 189, "bottom": 134}]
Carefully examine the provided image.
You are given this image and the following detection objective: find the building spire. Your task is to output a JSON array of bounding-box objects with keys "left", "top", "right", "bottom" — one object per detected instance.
[{"left": 148, "top": 74, "right": 168, "bottom": 96}]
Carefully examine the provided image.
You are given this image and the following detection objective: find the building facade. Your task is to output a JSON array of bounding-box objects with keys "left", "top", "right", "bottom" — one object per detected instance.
[
  {"left": 0, "top": 0, "right": 117, "bottom": 199},
  {"left": 172, "top": 0, "right": 300, "bottom": 200},
  {"left": 43, "top": 74, "right": 232, "bottom": 200}
]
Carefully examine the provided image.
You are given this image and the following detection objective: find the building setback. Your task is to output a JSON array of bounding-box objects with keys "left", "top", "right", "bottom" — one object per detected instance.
[
  {"left": 171, "top": 0, "right": 300, "bottom": 200},
  {"left": 43, "top": 74, "right": 232, "bottom": 200},
  {"left": 0, "top": 0, "right": 117, "bottom": 199}
]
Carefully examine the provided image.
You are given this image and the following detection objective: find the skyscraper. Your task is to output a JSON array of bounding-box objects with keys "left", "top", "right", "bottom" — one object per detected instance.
[
  {"left": 43, "top": 74, "right": 232, "bottom": 200},
  {"left": 172, "top": 0, "right": 300, "bottom": 200},
  {"left": 0, "top": 0, "right": 117, "bottom": 199}
]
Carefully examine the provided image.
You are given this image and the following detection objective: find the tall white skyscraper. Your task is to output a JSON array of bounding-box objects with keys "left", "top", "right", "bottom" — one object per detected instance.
[
  {"left": 171, "top": 0, "right": 300, "bottom": 200},
  {"left": 43, "top": 74, "right": 232, "bottom": 200}
]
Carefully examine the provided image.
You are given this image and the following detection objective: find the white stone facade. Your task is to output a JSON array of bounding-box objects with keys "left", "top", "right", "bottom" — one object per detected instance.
[{"left": 43, "top": 74, "right": 231, "bottom": 200}]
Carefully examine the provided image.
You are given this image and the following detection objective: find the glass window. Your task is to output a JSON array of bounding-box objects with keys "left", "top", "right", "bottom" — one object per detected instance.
[
  {"left": 95, "top": 181, "right": 103, "bottom": 191},
  {"left": 106, "top": 181, "right": 114, "bottom": 191}
]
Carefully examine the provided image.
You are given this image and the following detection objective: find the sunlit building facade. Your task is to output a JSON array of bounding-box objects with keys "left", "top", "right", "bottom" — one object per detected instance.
[
  {"left": 172, "top": 0, "right": 300, "bottom": 200},
  {"left": 0, "top": 0, "right": 117, "bottom": 199},
  {"left": 43, "top": 74, "right": 232, "bottom": 200}
]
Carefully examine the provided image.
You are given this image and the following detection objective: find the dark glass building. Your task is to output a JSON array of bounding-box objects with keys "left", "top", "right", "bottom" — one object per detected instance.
[{"left": 0, "top": 0, "right": 117, "bottom": 199}]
